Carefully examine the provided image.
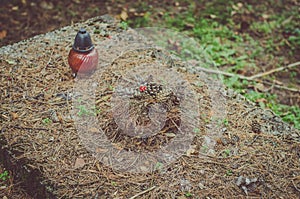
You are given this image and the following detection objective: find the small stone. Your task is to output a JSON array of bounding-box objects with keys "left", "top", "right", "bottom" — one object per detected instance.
[
  {"left": 236, "top": 176, "right": 244, "bottom": 186},
  {"left": 241, "top": 186, "right": 248, "bottom": 195},
  {"left": 245, "top": 178, "right": 251, "bottom": 185}
]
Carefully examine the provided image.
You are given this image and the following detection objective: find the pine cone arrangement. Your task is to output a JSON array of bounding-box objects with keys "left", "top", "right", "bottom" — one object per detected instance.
[{"left": 138, "top": 82, "right": 173, "bottom": 102}]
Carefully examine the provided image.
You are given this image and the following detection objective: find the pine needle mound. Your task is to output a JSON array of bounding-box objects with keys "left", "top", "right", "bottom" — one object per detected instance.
[{"left": 0, "top": 16, "right": 299, "bottom": 198}]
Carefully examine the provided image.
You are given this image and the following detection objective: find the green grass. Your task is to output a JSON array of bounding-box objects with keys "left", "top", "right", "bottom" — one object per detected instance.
[
  {"left": 0, "top": 170, "right": 10, "bottom": 181},
  {"left": 77, "top": 105, "right": 100, "bottom": 117},
  {"left": 127, "top": 0, "right": 300, "bottom": 130},
  {"left": 185, "top": 192, "right": 192, "bottom": 197},
  {"left": 42, "top": 118, "right": 52, "bottom": 125}
]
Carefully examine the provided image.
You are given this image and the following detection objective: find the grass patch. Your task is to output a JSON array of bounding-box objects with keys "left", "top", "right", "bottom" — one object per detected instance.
[
  {"left": 127, "top": 0, "right": 299, "bottom": 129},
  {"left": 0, "top": 170, "right": 10, "bottom": 181}
]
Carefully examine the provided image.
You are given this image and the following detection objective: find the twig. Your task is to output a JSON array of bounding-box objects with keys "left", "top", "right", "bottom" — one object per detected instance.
[
  {"left": 129, "top": 186, "right": 156, "bottom": 199},
  {"left": 262, "top": 80, "right": 299, "bottom": 93},
  {"left": 248, "top": 61, "right": 300, "bottom": 80},
  {"left": 195, "top": 64, "right": 300, "bottom": 93},
  {"left": 195, "top": 66, "right": 251, "bottom": 80}
]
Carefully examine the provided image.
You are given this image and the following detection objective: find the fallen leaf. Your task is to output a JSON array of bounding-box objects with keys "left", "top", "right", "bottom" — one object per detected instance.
[
  {"left": 74, "top": 158, "right": 85, "bottom": 169},
  {"left": 120, "top": 10, "right": 128, "bottom": 21},
  {"left": 256, "top": 98, "right": 267, "bottom": 103},
  {"left": 0, "top": 30, "right": 7, "bottom": 40},
  {"left": 210, "top": 14, "right": 217, "bottom": 19},
  {"left": 12, "top": 6, "right": 19, "bottom": 11}
]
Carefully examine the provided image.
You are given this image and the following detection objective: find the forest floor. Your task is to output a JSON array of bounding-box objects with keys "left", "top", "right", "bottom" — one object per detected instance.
[{"left": 0, "top": 0, "right": 299, "bottom": 198}]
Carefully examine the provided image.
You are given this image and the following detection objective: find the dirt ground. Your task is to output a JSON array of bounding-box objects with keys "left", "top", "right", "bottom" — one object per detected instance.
[{"left": 0, "top": 1, "right": 299, "bottom": 198}]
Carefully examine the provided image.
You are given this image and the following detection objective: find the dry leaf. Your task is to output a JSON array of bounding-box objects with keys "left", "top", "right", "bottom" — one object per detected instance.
[
  {"left": 210, "top": 14, "right": 217, "bottom": 19},
  {"left": 74, "top": 158, "right": 85, "bottom": 169},
  {"left": 12, "top": 6, "right": 19, "bottom": 11},
  {"left": 256, "top": 98, "right": 267, "bottom": 103},
  {"left": 120, "top": 10, "right": 128, "bottom": 21},
  {"left": 0, "top": 30, "right": 7, "bottom": 40}
]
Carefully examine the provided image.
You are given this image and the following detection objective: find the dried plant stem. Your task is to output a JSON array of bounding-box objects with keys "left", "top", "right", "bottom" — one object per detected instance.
[
  {"left": 195, "top": 61, "right": 300, "bottom": 93},
  {"left": 195, "top": 66, "right": 250, "bottom": 80},
  {"left": 248, "top": 61, "right": 300, "bottom": 80}
]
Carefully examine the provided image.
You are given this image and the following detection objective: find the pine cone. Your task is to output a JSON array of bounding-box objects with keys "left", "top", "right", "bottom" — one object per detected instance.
[
  {"left": 142, "top": 82, "right": 163, "bottom": 97},
  {"left": 139, "top": 82, "right": 172, "bottom": 102}
]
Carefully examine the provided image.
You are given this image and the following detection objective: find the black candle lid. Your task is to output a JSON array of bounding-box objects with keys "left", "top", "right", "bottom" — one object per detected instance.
[{"left": 72, "top": 28, "right": 94, "bottom": 53}]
